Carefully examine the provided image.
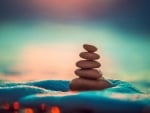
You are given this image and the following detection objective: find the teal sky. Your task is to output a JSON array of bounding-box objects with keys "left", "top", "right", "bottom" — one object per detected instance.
[{"left": 0, "top": 22, "right": 150, "bottom": 86}]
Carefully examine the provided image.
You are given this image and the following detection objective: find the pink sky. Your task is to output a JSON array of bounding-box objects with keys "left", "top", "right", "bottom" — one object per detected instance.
[{"left": 28, "top": 0, "right": 117, "bottom": 19}]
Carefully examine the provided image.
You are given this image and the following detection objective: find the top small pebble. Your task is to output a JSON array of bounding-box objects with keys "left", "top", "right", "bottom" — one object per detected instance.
[{"left": 83, "top": 44, "right": 97, "bottom": 52}]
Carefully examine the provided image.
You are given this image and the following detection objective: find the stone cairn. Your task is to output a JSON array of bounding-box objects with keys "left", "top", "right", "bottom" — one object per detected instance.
[{"left": 70, "top": 44, "right": 111, "bottom": 91}]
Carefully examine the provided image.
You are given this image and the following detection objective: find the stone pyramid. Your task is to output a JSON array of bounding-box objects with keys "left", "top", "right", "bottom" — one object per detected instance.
[{"left": 70, "top": 44, "right": 111, "bottom": 91}]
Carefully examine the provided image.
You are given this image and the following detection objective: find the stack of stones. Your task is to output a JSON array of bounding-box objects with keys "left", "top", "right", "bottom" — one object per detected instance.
[{"left": 70, "top": 44, "right": 111, "bottom": 91}]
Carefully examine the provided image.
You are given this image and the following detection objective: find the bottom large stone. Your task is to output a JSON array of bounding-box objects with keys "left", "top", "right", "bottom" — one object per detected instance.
[{"left": 70, "top": 78, "right": 112, "bottom": 91}]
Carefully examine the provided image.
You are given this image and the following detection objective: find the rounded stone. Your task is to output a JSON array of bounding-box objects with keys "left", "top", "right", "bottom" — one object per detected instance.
[
  {"left": 76, "top": 60, "right": 101, "bottom": 69},
  {"left": 80, "top": 52, "right": 100, "bottom": 60},
  {"left": 75, "top": 69, "right": 102, "bottom": 79},
  {"left": 83, "top": 44, "right": 97, "bottom": 52},
  {"left": 70, "top": 78, "right": 111, "bottom": 91}
]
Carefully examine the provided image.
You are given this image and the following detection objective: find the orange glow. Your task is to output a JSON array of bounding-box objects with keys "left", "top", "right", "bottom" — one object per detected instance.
[
  {"left": 23, "top": 108, "right": 34, "bottom": 113},
  {"left": 13, "top": 101, "right": 20, "bottom": 110},
  {"left": 41, "top": 103, "right": 46, "bottom": 111},
  {"left": 0, "top": 44, "right": 117, "bottom": 82},
  {"left": 18, "top": 44, "right": 78, "bottom": 81},
  {"left": 50, "top": 106, "right": 61, "bottom": 113},
  {"left": 3, "top": 103, "right": 10, "bottom": 110}
]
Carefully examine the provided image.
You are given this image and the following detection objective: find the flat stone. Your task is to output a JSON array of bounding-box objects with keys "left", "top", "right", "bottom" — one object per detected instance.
[
  {"left": 80, "top": 52, "right": 100, "bottom": 60},
  {"left": 76, "top": 60, "right": 101, "bottom": 69},
  {"left": 75, "top": 69, "right": 102, "bottom": 79},
  {"left": 83, "top": 44, "right": 97, "bottom": 52},
  {"left": 70, "top": 78, "right": 111, "bottom": 91}
]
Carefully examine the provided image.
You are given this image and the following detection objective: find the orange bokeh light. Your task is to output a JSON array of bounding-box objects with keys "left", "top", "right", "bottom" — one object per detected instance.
[
  {"left": 23, "top": 108, "right": 34, "bottom": 113},
  {"left": 50, "top": 106, "right": 61, "bottom": 113},
  {"left": 3, "top": 103, "right": 10, "bottom": 110},
  {"left": 41, "top": 103, "right": 46, "bottom": 111},
  {"left": 13, "top": 101, "right": 20, "bottom": 110}
]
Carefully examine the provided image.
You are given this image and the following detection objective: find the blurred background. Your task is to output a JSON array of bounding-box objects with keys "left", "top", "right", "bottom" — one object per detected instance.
[{"left": 0, "top": 0, "right": 150, "bottom": 93}]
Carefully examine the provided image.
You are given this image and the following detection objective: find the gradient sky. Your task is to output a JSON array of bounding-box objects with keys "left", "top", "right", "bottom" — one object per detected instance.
[
  {"left": 0, "top": 0, "right": 150, "bottom": 85},
  {"left": 0, "top": 22, "right": 150, "bottom": 82}
]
